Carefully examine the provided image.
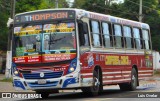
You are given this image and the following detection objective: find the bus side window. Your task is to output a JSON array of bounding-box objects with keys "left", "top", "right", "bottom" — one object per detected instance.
[
  {"left": 78, "top": 22, "right": 89, "bottom": 46},
  {"left": 113, "top": 24, "right": 123, "bottom": 48},
  {"left": 123, "top": 26, "right": 133, "bottom": 49},
  {"left": 133, "top": 28, "right": 141, "bottom": 49},
  {"left": 102, "top": 22, "right": 112, "bottom": 48},
  {"left": 142, "top": 29, "right": 150, "bottom": 50},
  {"left": 90, "top": 20, "right": 101, "bottom": 47}
]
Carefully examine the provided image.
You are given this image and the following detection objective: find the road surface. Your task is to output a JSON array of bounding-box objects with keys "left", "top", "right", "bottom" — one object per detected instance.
[{"left": 0, "top": 77, "right": 160, "bottom": 101}]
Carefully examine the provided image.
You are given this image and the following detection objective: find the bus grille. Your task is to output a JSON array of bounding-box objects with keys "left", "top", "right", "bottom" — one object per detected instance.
[
  {"left": 23, "top": 71, "right": 63, "bottom": 79},
  {"left": 28, "top": 81, "right": 59, "bottom": 88}
]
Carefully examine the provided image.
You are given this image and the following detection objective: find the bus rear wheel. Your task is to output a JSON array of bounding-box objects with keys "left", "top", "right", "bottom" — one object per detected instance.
[
  {"left": 119, "top": 68, "right": 138, "bottom": 91},
  {"left": 129, "top": 68, "right": 138, "bottom": 90},
  {"left": 82, "top": 69, "right": 102, "bottom": 96}
]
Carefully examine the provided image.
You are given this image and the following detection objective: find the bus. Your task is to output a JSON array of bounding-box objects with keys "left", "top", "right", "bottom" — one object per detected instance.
[{"left": 12, "top": 8, "right": 153, "bottom": 97}]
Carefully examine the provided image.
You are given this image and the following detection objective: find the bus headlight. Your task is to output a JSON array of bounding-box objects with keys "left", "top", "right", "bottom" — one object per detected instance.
[
  {"left": 67, "top": 58, "right": 77, "bottom": 74},
  {"left": 69, "top": 67, "right": 75, "bottom": 72},
  {"left": 14, "top": 70, "right": 19, "bottom": 75},
  {"left": 12, "top": 64, "right": 19, "bottom": 76}
]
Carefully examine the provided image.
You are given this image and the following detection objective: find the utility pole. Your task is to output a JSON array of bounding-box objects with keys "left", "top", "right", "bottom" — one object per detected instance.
[
  {"left": 55, "top": 0, "right": 58, "bottom": 8},
  {"left": 5, "top": 0, "right": 15, "bottom": 78},
  {"left": 139, "top": 0, "right": 143, "bottom": 22}
]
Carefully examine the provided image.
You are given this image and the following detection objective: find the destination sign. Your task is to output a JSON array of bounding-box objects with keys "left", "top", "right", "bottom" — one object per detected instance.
[{"left": 15, "top": 10, "right": 75, "bottom": 23}]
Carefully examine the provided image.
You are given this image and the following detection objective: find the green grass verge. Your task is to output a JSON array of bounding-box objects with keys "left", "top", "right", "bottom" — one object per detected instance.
[
  {"left": 0, "top": 78, "right": 13, "bottom": 82},
  {"left": 154, "top": 70, "right": 160, "bottom": 75}
]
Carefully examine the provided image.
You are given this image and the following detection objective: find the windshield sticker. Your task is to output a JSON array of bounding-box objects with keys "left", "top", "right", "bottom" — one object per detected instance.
[
  {"left": 43, "top": 53, "right": 76, "bottom": 62},
  {"left": 44, "top": 23, "right": 75, "bottom": 33},
  {"left": 26, "top": 44, "right": 36, "bottom": 52},
  {"left": 14, "top": 25, "right": 42, "bottom": 36},
  {"left": 16, "top": 47, "right": 26, "bottom": 56}
]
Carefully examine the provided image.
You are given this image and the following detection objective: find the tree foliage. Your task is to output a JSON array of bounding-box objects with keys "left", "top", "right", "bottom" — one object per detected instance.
[
  {"left": 1, "top": 0, "right": 160, "bottom": 51},
  {"left": 73, "top": 0, "right": 160, "bottom": 51},
  {"left": 0, "top": 0, "right": 10, "bottom": 51}
]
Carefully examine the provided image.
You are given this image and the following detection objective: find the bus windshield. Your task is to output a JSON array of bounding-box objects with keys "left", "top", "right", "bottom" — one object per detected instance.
[
  {"left": 14, "top": 25, "right": 42, "bottom": 56},
  {"left": 43, "top": 22, "right": 76, "bottom": 52},
  {"left": 13, "top": 22, "right": 76, "bottom": 63}
]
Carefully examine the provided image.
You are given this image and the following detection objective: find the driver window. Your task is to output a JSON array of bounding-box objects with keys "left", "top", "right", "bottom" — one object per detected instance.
[{"left": 78, "top": 22, "right": 89, "bottom": 46}]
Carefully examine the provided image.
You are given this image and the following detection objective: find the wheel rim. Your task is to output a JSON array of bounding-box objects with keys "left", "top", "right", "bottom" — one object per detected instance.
[
  {"left": 132, "top": 74, "right": 136, "bottom": 86},
  {"left": 93, "top": 72, "right": 100, "bottom": 91}
]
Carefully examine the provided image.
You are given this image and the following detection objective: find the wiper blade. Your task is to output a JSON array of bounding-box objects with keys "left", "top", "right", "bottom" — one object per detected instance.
[{"left": 22, "top": 23, "right": 29, "bottom": 28}]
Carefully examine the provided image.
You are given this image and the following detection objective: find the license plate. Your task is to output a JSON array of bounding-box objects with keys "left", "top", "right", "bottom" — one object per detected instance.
[{"left": 38, "top": 79, "right": 46, "bottom": 84}]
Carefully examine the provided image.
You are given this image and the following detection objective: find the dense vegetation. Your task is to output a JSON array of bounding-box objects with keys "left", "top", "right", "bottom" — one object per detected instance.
[{"left": 0, "top": 0, "right": 160, "bottom": 51}]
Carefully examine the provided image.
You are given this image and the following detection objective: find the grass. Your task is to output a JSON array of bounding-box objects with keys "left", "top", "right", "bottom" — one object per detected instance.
[
  {"left": 0, "top": 78, "right": 13, "bottom": 82},
  {"left": 154, "top": 70, "right": 160, "bottom": 76}
]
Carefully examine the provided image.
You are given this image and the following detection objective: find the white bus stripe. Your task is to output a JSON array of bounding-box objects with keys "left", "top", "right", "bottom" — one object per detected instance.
[
  {"left": 103, "top": 72, "right": 121, "bottom": 75},
  {"left": 139, "top": 74, "right": 152, "bottom": 76},
  {"left": 138, "top": 70, "right": 153, "bottom": 73},
  {"left": 103, "top": 78, "right": 131, "bottom": 83},
  {"left": 81, "top": 73, "right": 93, "bottom": 76}
]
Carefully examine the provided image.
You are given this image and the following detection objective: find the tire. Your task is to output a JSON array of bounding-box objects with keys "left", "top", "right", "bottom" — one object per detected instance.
[
  {"left": 119, "top": 68, "right": 138, "bottom": 91},
  {"left": 82, "top": 69, "right": 102, "bottom": 96},
  {"left": 119, "top": 83, "right": 130, "bottom": 91},
  {"left": 129, "top": 68, "right": 138, "bottom": 91}
]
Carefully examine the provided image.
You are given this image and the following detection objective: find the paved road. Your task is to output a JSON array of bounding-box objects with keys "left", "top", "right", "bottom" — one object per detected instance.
[{"left": 0, "top": 77, "right": 160, "bottom": 101}]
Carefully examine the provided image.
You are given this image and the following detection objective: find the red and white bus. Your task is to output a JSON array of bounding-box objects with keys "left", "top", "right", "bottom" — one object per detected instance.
[{"left": 12, "top": 9, "right": 153, "bottom": 97}]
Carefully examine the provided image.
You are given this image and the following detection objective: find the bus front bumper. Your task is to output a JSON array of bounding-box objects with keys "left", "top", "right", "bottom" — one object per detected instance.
[{"left": 12, "top": 72, "right": 93, "bottom": 91}]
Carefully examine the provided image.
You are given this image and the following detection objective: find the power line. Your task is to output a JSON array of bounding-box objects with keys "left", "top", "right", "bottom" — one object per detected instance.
[
  {"left": 126, "top": 0, "right": 159, "bottom": 11},
  {"left": 88, "top": 2, "right": 156, "bottom": 19},
  {"left": 91, "top": 3, "right": 138, "bottom": 16}
]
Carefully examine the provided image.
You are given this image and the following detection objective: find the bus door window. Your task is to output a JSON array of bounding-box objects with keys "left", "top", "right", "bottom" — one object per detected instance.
[
  {"left": 133, "top": 28, "right": 141, "bottom": 50},
  {"left": 113, "top": 24, "right": 123, "bottom": 48},
  {"left": 78, "top": 21, "right": 90, "bottom": 53},
  {"left": 142, "top": 29, "right": 150, "bottom": 50},
  {"left": 123, "top": 26, "right": 132, "bottom": 49},
  {"left": 90, "top": 20, "right": 101, "bottom": 47}
]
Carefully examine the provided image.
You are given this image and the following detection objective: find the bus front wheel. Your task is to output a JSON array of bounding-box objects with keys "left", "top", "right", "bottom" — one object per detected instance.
[{"left": 82, "top": 69, "right": 102, "bottom": 96}]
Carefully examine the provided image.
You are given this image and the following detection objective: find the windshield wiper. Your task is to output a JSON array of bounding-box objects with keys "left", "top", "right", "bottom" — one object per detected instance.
[{"left": 22, "top": 23, "right": 29, "bottom": 28}]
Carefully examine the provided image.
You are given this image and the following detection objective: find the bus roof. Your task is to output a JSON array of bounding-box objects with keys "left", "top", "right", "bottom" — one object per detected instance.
[{"left": 15, "top": 8, "right": 149, "bottom": 29}]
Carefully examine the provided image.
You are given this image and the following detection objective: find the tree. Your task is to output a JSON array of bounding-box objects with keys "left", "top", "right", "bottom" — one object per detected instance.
[
  {"left": 72, "top": 0, "right": 160, "bottom": 51},
  {"left": 15, "top": 0, "right": 69, "bottom": 13},
  {"left": 0, "top": 0, "right": 10, "bottom": 51},
  {"left": 72, "top": 0, "right": 86, "bottom": 8}
]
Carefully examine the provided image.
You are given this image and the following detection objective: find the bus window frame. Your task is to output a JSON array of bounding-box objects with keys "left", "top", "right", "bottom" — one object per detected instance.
[
  {"left": 112, "top": 23, "right": 124, "bottom": 49},
  {"left": 101, "top": 21, "right": 114, "bottom": 48},
  {"left": 142, "top": 28, "right": 151, "bottom": 50},
  {"left": 133, "top": 27, "right": 143, "bottom": 50},
  {"left": 123, "top": 25, "right": 134, "bottom": 49},
  {"left": 89, "top": 19, "right": 102, "bottom": 48}
]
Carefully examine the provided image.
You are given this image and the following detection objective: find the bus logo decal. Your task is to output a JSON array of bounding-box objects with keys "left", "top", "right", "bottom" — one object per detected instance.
[{"left": 40, "top": 72, "right": 44, "bottom": 78}]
